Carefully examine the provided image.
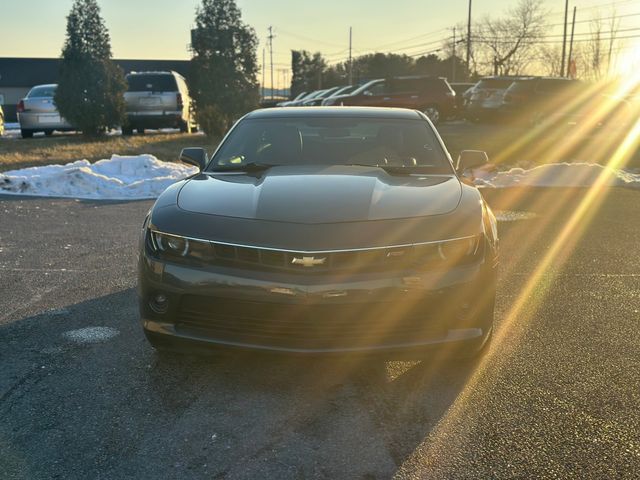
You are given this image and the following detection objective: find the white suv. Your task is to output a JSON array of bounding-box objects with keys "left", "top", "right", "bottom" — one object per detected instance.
[{"left": 123, "top": 71, "right": 196, "bottom": 135}]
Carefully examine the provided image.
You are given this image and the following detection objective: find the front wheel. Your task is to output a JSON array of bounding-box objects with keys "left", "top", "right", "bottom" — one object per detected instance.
[
  {"left": 423, "top": 105, "right": 441, "bottom": 124},
  {"left": 21, "top": 129, "right": 34, "bottom": 139}
]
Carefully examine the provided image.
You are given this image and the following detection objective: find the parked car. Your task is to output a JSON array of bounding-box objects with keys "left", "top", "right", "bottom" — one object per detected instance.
[
  {"left": 329, "top": 76, "right": 457, "bottom": 124},
  {"left": 0, "top": 105, "right": 4, "bottom": 137},
  {"left": 288, "top": 89, "right": 327, "bottom": 107},
  {"left": 123, "top": 71, "right": 196, "bottom": 135},
  {"left": 17, "top": 84, "right": 74, "bottom": 139},
  {"left": 322, "top": 79, "right": 383, "bottom": 107},
  {"left": 277, "top": 91, "right": 308, "bottom": 107},
  {"left": 450, "top": 82, "right": 475, "bottom": 114},
  {"left": 500, "top": 77, "right": 583, "bottom": 125},
  {"left": 138, "top": 107, "right": 498, "bottom": 358},
  {"left": 320, "top": 84, "right": 359, "bottom": 105},
  {"left": 301, "top": 86, "right": 343, "bottom": 106},
  {"left": 465, "top": 76, "right": 525, "bottom": 122}
]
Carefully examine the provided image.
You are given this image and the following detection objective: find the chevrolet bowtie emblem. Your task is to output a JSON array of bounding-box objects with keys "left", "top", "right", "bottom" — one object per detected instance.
[{"left": 291, "top": 256, "right": 327, "bottom": 268}]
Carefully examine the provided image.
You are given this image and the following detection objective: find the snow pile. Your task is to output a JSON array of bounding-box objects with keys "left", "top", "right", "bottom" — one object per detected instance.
[
  {"left": 0, "top": 155, "right": 198, "bottom": 200},
  {"left": 473, "top": 162, "right": 640, "bottom": 189}
]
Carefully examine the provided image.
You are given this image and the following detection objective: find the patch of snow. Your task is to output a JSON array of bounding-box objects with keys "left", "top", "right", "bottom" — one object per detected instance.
[
  {"left": 62, "top": 326, "right": 119, "bottom": 344},
  {"left": 473, "top": 163, "right": 640, "bottom": 189},
  {"left": 0, "top": 154, "right": 198, "bottom": 200}
]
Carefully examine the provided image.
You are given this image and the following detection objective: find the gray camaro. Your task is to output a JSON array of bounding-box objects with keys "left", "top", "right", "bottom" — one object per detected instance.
[{"left": 138, "top": 107, "right": 498, "bottom": 357}]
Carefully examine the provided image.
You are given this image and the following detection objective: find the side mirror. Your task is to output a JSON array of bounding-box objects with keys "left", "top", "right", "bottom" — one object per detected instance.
[
  {"left": 456, "top": 150, "right": 489, "bottom": 173},
  {"left": 179, "top": 147, "right": 208, "bottom": 170}
]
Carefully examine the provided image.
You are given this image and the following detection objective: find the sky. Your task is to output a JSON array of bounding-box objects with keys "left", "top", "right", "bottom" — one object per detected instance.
[{"left": 0, "top": 0, "right": 638, "bottom": 87}]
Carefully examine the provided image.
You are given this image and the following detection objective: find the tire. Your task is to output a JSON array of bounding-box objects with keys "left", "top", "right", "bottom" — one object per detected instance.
[
  {"left": 454, "top": 295, "right": 495, "bottom": 361},
  {"left": 122, "top": 126, "right": 133, "bottom": 136},
  {"left": 423, "top": 105, "right": 441, "bottom": 124},
  {"left": 136, "top": 127, "right": 145, "bottom": 135},
  {"left": 44, "top": 130, "right": 53, "bottom": 137},
  {"left": 21, "top": 129, "right": 34, "bottom": 139}
]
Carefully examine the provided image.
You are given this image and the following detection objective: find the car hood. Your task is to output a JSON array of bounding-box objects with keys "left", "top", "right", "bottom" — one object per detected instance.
[{"left": 177, "top": 165, "right": 461, "bottom": 224}]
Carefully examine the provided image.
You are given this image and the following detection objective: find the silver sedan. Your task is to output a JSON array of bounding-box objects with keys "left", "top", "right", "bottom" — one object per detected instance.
[{"left": 17, "top": 84, "right": 74, "bottom": 138}]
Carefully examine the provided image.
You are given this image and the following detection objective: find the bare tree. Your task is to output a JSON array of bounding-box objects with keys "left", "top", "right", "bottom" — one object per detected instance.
[
  {"left": 606, "top": 8, "right": 621, "bottom": 76},
  {"left": 473, "top": 0, "right": 547, "bottom": 75},
  {"left": 584, "top": 15, "right": 604, "bottom": 80},
  {"left": 538, "top": 45, "right": 562, "bottom": 77}
]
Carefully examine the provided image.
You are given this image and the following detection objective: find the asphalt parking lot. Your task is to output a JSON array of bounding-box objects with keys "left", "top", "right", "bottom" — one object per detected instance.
[{"left": 1, "top": 186, "right": 640, "bottom": 479}]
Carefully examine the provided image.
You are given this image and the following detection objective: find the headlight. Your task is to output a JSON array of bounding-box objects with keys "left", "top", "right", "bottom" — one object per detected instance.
[
  {"left": 413, "top": 236, "right": 482, "bottom": 269},
  {"left": 147, "top": 230, "right": 213, "bottom": 263}
]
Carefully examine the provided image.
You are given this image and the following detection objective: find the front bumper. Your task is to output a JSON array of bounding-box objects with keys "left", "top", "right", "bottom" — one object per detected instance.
[{"left": 138, "top": 251, "right": 496, "bottom": 356}]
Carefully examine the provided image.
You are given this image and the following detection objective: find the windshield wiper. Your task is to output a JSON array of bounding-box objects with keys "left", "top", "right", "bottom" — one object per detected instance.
[{"left": 210, "top": 162, "right": 278, "bottom": 172}]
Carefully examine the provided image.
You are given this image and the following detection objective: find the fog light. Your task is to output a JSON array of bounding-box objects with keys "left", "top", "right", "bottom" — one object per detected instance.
[{"left": 149, "top": 292, "right": 169, "bottom": 314}]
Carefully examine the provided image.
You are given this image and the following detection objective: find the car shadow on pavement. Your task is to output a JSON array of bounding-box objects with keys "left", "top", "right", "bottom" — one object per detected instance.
[{"left": 1, "top": 287, "right": 480, "bottom": 478}]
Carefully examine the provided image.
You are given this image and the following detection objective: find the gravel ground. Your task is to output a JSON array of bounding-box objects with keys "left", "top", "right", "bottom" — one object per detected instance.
[{"left": 1, "top": 188, "right": 639, "bottom": 479}]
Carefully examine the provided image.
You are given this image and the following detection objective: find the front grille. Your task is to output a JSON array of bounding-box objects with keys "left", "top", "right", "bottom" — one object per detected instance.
[
  {"left": 211, "top": 242, "right": 440, "bottom": 274},
  {"left": 149, "top": 230, "right": 482, "bottom": 274},
  {"left": 213, "top": 243, "right": 416, "bottom": 273},
  {"left": 176, "top": 295, "right": 449, "bottom": 349}
]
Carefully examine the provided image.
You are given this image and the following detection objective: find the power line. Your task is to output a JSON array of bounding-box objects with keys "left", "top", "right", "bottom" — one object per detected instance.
[
  {"left": 547, "top": 0, "right": 639, "bottom": 17},
  {"left": 471, "top": 33, "right": 640, "bottom": 45},
  {"left": 545, "top": 10, "right": 640, "bottom": 29},
  {"left": 366, "top": 28, "right": 449, "bottom": 51},
  {"left": 277, "top": 28, "right": 346, "bottom": 49},
  {"left": 473, "top": 26, "right": 640, "bottom": 42}
]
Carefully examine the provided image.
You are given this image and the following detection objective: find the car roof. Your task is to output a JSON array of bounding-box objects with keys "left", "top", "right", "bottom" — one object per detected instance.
[{"left": 245, "top": 107, "right": 424, "bottom": 120}]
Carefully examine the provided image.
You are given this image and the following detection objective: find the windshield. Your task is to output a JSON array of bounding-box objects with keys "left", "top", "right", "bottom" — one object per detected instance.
[
  {"left": 330, "top": 85, "right": 357, "bottom": 97},
  {"left": 208, "top": 117, "right": 453, "bottom": 173},
  {"left": 27, "top": 85, "right": 57, "bottom": 98},
  {"left": 126, "top": 74, "right": 177, "bottom": 92},
  {"left": 352, "top": 79, "right": 383, "bottom": 96}
]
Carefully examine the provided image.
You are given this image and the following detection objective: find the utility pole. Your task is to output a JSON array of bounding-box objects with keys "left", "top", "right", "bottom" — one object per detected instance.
[
  {"left": 452, "top": 27, "right": 456, "bottom": 82},
  {"left": 268, "top": 26, "right": 275, "bottom": 99},
  {"left": 568, "top": 6, "right": 577, "bottom": 78},
  {"left": 560, "top": 0, "right": 569, "bottom": 77},
  {"left": 348, "top": 27, "right": 353, "bottom": 85},
  {"left": 262, "top": 48, "right": 265, "bottom": 100},
  {"left": 466, "top": 0, "right": 472, "bottom": 78}
]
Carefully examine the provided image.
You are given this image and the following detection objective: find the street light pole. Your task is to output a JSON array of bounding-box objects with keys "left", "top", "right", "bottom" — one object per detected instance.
[
  {"left": 560, "top": 0, "right": 569, "bottom": 77},
  {"left": 466, "top": 0, "right": 472, "bottom": 78}
]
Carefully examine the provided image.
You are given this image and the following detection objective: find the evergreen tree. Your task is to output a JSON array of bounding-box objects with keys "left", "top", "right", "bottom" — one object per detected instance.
[
  {"left": 55, "top": 0, "right": 125, "bottom": 136},
  {"left": 190, "top": 0, "right": 259, "bottom": 136}
]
